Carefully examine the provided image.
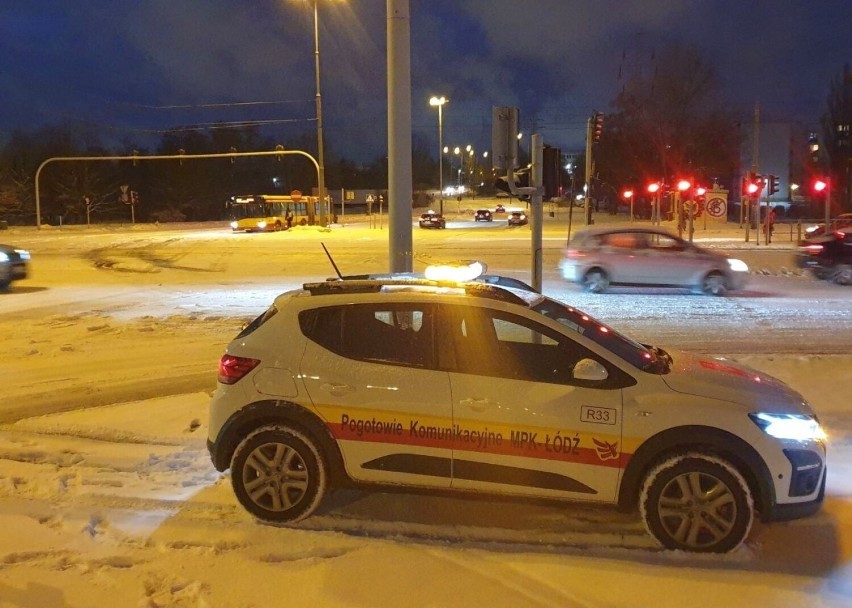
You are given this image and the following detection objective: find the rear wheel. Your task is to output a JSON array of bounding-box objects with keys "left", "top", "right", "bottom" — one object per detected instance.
[
  {"left": 230, "top": 425, "right": 327, "bottom": 524},
  {"left": 640, "top": 453, "right": 754, "bottom": 553},
  {"left": 702, "top": 271, "right": 727, "bottom": 296},
  {"left": 583, "top": 269, "right": 610, "bottom": 293}
]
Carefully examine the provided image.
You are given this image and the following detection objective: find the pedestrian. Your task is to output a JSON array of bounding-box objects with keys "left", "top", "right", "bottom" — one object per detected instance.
[
  {"left": 285, "top": 207, "right": 294, "bottom": 229},
  {"left": 764, "top": 208, "right": 776, "bottom": 241}
]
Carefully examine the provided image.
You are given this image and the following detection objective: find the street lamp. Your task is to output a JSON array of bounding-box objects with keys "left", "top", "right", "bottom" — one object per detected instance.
[
  {"left": 453, "top": 146, "right": 461, "bottom": 186},
  {"left": 622, "top": 189, "right": 634, "bottom": 221},
  {"left": 429, "top": 96, "right": 447, "bottom": 214}
]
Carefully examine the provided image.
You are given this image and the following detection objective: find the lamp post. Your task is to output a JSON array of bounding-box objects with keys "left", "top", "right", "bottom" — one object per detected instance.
[
  {"left": 310, "top": 0, "right": 327, "bottom": 226},
  {"left": 429, "top": 96, "right": 447, "bottom": 215},
  {"left": 453, "top": 146, "right": 461, "bottom": 186}
]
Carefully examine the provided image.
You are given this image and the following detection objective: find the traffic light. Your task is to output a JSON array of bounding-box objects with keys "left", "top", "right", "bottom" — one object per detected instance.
[
  {"left": 542, "top": 145, "right": 561, "bottom": 200},
  {"left": 768, "top": 175, "right": 779, "bottom": 195},
  {"left": 741, "top": 172, "right": 751, "bottom": 196},
  {"left": 813, "top": 178, "right": 828, "bottom": 193},
  {"left": 742, "top": 172, "right": 762, "bottom": 196},
  {"left": 592, "top": 112, "right": 604, "bottom": 143}
]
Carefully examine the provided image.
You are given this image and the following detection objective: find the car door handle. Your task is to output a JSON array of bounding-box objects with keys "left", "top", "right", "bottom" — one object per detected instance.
[
  {"left": 320, "top": 382, "right": 354, "bottom": 396},
  {"left": 459, "top": 397, "right": 490, "bottom": 411}
]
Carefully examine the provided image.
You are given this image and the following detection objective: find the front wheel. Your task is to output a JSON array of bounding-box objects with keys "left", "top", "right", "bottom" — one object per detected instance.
[
  {"left": 702, "top": 271, "right": 728, "bottom": 296},
  {"left": 640, "top": 453, "right": 754, "bottom": 553},
  {"left": 583, "top": 269, "right": 610, "bottom": 293},
  {"left": 833, "top": 264, "right": 851, "bottom": 285},
  {"left": 230, "top": 425, "right": 327, "bottom": 524}
]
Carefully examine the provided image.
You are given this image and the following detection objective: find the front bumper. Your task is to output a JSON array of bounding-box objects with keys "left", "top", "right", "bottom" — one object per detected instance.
[{"left": 762, "top": 467, "right": 826, "bottom": 522}]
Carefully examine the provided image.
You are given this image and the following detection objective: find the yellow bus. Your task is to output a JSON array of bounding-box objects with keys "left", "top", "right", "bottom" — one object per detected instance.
[{"left": 226, "top": 193, "right": 319, "bottom": 232}]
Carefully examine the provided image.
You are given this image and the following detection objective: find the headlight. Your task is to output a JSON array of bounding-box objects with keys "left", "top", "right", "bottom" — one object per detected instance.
[
  {"left": 0, "top": 252, "right": 8, "bottom": 262},
  {"left": 256, "top": 221, "right": 267, "bottom": 229},
  {"left": 727, "top": 258, "right": 749, "bottom": 272},
  {"left": 14, "top": 249, "right": 30, "bottom": 260},
  {"left": 749, "top": 413, "right": 827, "bottom": 441},
  {"left": 230, "top": 221, "right": 238, "bottom": 229}
]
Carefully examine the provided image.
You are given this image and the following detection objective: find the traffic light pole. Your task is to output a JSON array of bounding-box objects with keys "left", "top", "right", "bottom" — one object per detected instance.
[{"left": 530, "top": 133, "right": 543, "bottom": 293}]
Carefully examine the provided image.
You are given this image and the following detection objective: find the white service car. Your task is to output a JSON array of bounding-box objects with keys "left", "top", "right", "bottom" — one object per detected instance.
[{"left": 208, "top": 273, "right": 826, "bottom": 553}]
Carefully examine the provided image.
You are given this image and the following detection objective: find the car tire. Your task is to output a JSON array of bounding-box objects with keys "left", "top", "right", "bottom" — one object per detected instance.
[
  {"left": 583, "top": 269, "right": 610, "bottom": 293},
  {"left": 834, "top": 264, "right": 851, "bottom": 285},
  {"left": 273, "top": 221, "right": 283, "bottom": 232},
  {"left": 701, "top": 271, "right": 727, "bottom": 296},
  {"left": 639, "top": 453, "right": 754, "bottom": 553},
  {"left": 230, "top": 425, "right": 327, "bottom": 524}
]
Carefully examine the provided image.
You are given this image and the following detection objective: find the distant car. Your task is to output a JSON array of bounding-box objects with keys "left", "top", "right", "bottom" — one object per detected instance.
[
  {"left": 797, "top": 230, "right": 852, "bottom": 285},
  {"left": 0, "top": 244, "right": 30, "bottom": 290},
  {"left": 418, "top": 211, "right": 446, "bottom": 229},
  {"left": 494, "top": 204, "right": 506, "bottom": 213},
  {"left": 559, "top": 226, "right": 749, "bottom": 295},
  {"left": 507, "top": 211, "right": 528, "bottom": 226},
  {"left": 804, "top": 213, "right": 852, "bottom": 238},
  {"left": 474, "top": 209, "right": 493, "bottom": 222}
]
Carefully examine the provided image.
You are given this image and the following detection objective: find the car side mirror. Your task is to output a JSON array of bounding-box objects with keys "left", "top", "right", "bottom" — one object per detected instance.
[{"left": 573, "top": 358, "right": 608, "bottom": 382}]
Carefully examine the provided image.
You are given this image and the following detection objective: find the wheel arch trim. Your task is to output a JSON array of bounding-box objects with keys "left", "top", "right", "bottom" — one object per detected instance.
[
  {"left": 210, "top": 400, "right": 347, "bottom": 484},
  {"left": 618, "top": 425, "right": 775, "bottom": 517}
]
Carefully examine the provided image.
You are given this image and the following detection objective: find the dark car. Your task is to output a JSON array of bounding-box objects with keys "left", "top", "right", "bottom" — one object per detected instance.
[
  {"left": 0, "top": 244, "right": 30, "bottom": 289},
  {"left": 494, "top": 204, "right": 506, "bottom": 213},
  {"left": 418, "top": 211, "right": 446, "bottom": 229},
  {"left": 797, "top": 230, "right": 852, "bottom": 285},
  {"left": 507, "top": 211, "right": 528, "bottom": 226},
  {"left": 474, "top": 209, "right": 493, "bottom": 222},
  {"left": 803, "top": 213, "right": 852, "bottom": 238}
]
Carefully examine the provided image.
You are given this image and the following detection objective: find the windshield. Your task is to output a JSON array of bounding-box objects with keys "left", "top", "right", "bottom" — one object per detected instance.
[
  {"left": 229, "top": 202, "right": 270, "bottom": 219},
  {"left": 530, "top": 296, "right": 667, "bottom": 373}
]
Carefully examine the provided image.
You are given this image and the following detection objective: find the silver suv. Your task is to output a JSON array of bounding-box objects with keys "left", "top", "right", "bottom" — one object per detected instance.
[
  {"left": 208, "top": 276, "right": 825, "bottom": 553},
  {"left": 560, "top": 227, "right": 748, "bottom": 295}
]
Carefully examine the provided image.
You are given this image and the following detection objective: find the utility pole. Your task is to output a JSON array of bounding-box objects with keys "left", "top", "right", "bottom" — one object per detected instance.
[
  {"left": 752, "top": 101, "right": 761, "bottom": 245},
  {"left": 387, "top": 0, "right": 413, "bottom": 272},
  {"left": 584, "top": 116, "right": 593, "bottom": 225}
]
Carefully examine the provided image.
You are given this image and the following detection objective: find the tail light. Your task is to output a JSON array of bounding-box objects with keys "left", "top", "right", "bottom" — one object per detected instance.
[
  {"left": 801, "top": 244, "right": 824, "bottom": 256},
  {"left": 218, "top": 355, "right": 260, "bottom": 385},
  {"left": 565, "top": 249, "right": 586, "bottom": 258}
]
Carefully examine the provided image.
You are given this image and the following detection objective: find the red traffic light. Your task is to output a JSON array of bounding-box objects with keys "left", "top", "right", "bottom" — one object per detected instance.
[
  {"left": 677, "top": 179, "right": 691, "bottom": 192},
  {"left": 622, "top": 189, "right": 634, "bottom": 199},
  {"left": 814, "top": 179, "right": 828, "bottom": 192},
  {"left": 647, "top": 182, "right": 661, "bottom": 194},
  {"left": 592, "top": 112, "right": 604, "bottom": 143}
]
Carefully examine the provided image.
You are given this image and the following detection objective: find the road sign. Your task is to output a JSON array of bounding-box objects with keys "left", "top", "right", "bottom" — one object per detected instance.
[{"left": 290, "top": 190, "right": 302, "bottom": 202}]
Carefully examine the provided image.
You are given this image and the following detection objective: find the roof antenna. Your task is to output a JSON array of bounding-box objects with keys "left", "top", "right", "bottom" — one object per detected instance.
[{"left": 321, "top": 242, "right": 344, "bottom": 279}]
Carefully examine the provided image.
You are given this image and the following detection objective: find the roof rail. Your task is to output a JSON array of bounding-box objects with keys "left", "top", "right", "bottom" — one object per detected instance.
[{"left": 302, "top": 278, "right": 527, "bottom": 304}]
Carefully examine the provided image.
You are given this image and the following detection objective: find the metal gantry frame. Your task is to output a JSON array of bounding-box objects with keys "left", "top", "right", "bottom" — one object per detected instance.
[{"left": 33, "top": 149, "right": 320, "bottom": 229}]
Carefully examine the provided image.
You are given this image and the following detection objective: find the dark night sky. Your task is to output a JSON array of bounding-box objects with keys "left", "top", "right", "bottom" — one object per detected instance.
[{"left": 1, "top": 0, "right": 850, "bottom": 163}]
